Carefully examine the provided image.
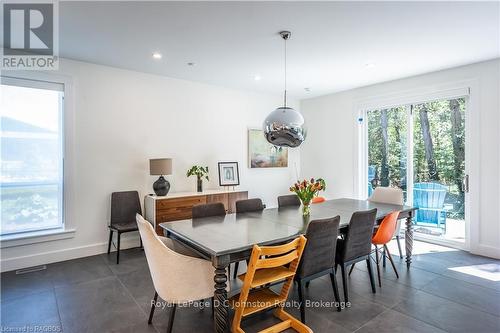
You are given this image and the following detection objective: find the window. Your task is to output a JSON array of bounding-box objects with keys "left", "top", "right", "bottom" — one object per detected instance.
[
  {"left": 1, "top": 77, "right": 64, "bottom": 236},
  {"left": 362, "top": 94, "right": 468, "bottom": 245}
]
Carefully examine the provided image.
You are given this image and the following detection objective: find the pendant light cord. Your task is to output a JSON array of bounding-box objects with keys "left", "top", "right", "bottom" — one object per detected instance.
[{"left": 283, "top": 34, "right": 287, "bottom": 108}]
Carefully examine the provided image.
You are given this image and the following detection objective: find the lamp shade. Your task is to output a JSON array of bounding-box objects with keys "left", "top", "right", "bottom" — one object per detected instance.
[
  {"left": 150, "top": 158, "right": 172, "bottom": 175},
  {"left": 263, "top": 107, "right": 307, "bottom": 147}
]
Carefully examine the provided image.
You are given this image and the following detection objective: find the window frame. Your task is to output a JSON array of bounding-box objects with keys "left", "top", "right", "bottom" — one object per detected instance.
[
  {"left": 1, "top": 71, "right": 76, "bottom": 248},
  {"left": 354, "top": 80, "right": 480, "bottom": 252}
]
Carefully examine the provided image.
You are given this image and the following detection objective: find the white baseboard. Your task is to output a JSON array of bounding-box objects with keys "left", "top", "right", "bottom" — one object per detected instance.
[
  {"left": 471, "top": 244, "right": 500, "bottom": 259},
  {"left": 0, "top": 236, "right": 141, "bottom": 273}
]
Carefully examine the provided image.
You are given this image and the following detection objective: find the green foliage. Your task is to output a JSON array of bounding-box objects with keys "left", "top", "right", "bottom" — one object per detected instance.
[
  {"left": 317, "top": 178, "right": 326, "bottom": 193},
  {"left": 1, "top": 184, "right": 59, "bottom": 234},
  {"left": 186, "top": 165, "right": 209, "bottom": 181},
  {"left": 367, "top": 98, "right": 465, "bottom": 219},
  {"left": 412, "top": 99, "right": 465, "bottom": 187},
  {"left": 368, "top": 106, "right": 407, "bottom": 189}
]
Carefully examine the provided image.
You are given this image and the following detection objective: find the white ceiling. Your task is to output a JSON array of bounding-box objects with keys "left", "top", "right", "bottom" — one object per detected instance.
[{"left": 60, "top": 1, "right": 500, "bottom": 99}]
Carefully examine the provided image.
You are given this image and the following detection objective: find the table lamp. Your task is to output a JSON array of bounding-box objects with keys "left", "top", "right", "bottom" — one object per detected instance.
[{"left": 150, "top": 158, "right": 172, "bottom": 196}]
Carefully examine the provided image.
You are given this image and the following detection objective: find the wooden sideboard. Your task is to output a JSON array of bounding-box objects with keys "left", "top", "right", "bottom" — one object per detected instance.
[{"left": 144, "top": 189, "right": 248, "bottom": 235}]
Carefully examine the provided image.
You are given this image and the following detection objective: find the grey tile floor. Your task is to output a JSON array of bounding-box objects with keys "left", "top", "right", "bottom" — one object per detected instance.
[{"left": 1, "top": 241, "right": 499, "bottom": 333}]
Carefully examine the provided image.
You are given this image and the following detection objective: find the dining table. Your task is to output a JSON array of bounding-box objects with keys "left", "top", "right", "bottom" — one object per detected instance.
[{"left": 160, "top": 198, "right": 417, "bottom": 333}]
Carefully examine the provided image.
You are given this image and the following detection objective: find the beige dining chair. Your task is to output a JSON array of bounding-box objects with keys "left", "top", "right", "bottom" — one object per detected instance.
[
  {"left": 136, "top": 214, "right": 215, "bottom": 333},
  {"left": 368, "top": 187, "right": 404, "bottom": 259}
]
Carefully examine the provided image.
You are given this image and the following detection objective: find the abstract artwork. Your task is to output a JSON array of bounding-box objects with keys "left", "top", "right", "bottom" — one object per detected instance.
[{"left": 248, "top": 129, "right": 288, "bottom": 168}]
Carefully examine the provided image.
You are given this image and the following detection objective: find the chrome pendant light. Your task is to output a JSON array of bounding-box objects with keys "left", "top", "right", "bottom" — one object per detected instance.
[{"left": 263, "top": 31, "right": 306, "bottom": 148}]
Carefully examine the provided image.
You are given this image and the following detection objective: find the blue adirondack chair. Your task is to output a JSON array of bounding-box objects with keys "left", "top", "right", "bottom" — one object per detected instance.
[
  {"left": 368, "top": 165, "right": 376, "bottom": 182},
  {"left": 413, "top": 182, "right": 447, "bottom": 230},
  {"left": 367, "top": 165, "right": 376, "bottom": 197}
]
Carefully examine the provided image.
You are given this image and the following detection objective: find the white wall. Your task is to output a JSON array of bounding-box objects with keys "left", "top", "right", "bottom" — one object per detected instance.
[
  {"left": 1, "top": 59, "right": 300, "bottom": 272},
  {"left": 3, "top": 58, "right": 498, "bottom": 270},
  {"left": 300, "top": 59, "right": 500, "bottom": 259}
]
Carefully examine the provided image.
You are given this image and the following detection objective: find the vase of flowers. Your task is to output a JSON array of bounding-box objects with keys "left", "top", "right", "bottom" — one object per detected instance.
[
  {"left": 289, "top": 178, "right": 326, "bottom": 216},
  {"left": 187, "top": 166, "right": 209, "bottom": 192}
]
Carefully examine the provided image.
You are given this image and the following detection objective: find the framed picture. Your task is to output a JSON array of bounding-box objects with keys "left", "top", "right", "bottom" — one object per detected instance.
[
  {"left": 218, "top": 162, "right": 240, "bottom": 186},
  {"left": 248, "top": 128, "right": 288, "bottom": 168}
]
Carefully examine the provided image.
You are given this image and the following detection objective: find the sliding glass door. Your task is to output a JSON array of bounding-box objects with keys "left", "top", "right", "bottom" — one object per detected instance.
[
  {"left": 364, "top": 96, "right": 467, "bottom": 246},
  {"left": 411, "top": 98, "right": 466, "bottom": 242},
  {"left": 367, "top": 106, "right": 408, "bottom": 199}
]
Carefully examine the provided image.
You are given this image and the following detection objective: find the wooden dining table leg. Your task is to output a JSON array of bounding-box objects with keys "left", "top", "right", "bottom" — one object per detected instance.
[
  {"left": 405, "top": 215, "right": 414, "bottom": 269},
  {"left": 213, "top": 255, "right": 230, "bottom": 333}
]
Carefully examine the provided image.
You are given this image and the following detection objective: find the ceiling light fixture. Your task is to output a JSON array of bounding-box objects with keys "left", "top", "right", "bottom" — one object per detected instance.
[
  {"left": 254, "top": 75, "right": 262, "bottom": 81},
  {"left": 263, "top": 31, "right": 306, "bottom": 148},
  {"left": 152, "top": 52, "right": 162, "bottom": 59}
]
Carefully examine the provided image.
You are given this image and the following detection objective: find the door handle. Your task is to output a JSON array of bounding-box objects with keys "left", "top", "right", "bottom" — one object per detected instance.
[{"left": 462, "top": 174, "right": 469, "bottom": 193}]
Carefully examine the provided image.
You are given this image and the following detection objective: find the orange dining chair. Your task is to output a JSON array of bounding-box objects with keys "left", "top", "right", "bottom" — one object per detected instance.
[
  {"left": 311, "top": 196, "right": 326, "bottom": 204},
  {"left": 368, "top": 187, "right": 404, "bottom": 259},
  {"left": 371, "top": 211, "right": 400, "bottom": 287}
]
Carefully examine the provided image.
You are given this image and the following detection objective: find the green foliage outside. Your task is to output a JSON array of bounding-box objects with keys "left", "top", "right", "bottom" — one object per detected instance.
[
  {"left": 1, "top": 184, "right": 60, "bottom": 234},
  {"left": 367, "top": 98, "right": 465, "bottom": 219}
]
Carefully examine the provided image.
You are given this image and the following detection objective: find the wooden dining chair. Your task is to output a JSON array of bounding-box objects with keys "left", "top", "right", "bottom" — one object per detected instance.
[
  {"left": 335, "top": 209, "right": 377, "bottom": 303},
  {"left": 295, "top": 216, "right": 342, "bottom": 323},
  {"left": 278, "top": 194, "right": 301, "bottom": 207},
  {"left": 230, "top": 236, "right": 312, "bottom": 333}
]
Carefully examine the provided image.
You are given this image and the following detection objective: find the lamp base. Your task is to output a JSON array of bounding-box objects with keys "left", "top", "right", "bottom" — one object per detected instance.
[{"left": 153, "top": 176, "right": 170, "bottom": 196}]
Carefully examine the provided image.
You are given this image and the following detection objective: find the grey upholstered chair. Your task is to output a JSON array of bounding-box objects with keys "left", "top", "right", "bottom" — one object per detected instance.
[
  {"left": 295, "top": 216, "right": 342, "bottom": 323},
  {"left": 107, "top": 191, "right": 142, "bottom": 264},
  {"left": 335, "top": 209, "right": 377, "bottom": 302},
  {"left": 235, "top": 198, "right": 265, "bottom": 213},
  {"left": 192, "top": 202, "right": 226, "bottom": 218},
  {"left": 277, "top": 194, "right": 301, "bottom": 207},
  {"left": 232, "top": 198, "right": 266, "bottom": 279}
]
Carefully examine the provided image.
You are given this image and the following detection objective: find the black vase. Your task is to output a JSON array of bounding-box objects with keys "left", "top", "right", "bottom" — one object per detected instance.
[
  {"left": 153, "top": 175, "right": 170, "bottom": 196},
  {"left": 197, "top": 177, "right": 203, "bottom": 192}
]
